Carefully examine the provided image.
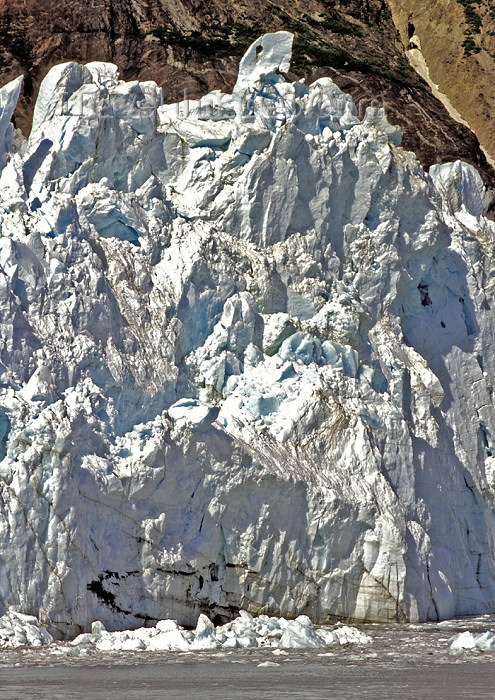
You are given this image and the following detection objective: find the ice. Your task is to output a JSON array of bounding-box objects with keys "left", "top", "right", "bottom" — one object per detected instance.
[
  {"left": 146, "top": 628, "right": 191, "bottom": 652},
  {"left": 332, "top": 626, "right": 372, "bottom": 645},
  {"left": 66, "top": 611, "right": 371, "bottom": 652},
  {"left": 258, "top": 661, "right": 280, "bottom": 667},
  {"left": 0, "top": 609, "right": 53, "bottom": 648},
  {"left": 85, "top": 62, "right": 120, "bottom": 87},
  {"left": 430, "top": 160, "right": 485, "bottom": 218},
  {"left": 233, "top": 31, "right": 294, "bottom": 105},
  {"left": 168, "top": 399, "right": 219, "bottom": 430},
  {"left": 190, "top": 613, "right": 219, "bottom": 650},
  {"left": 29, "top": 62, "right": 93, "bottom": 140},
  {"left": 0, "top": 30, "right": 494, "bottom": 636},
  {"left": 450, "top": 630, "right": 495, "bottom": 652},
  {"left": 170, "top": 118, "right": 233, "bottom": 148},
  {"left": 279, "top": 616, "right": 328, "bottom": 649},
  {"left": 0, "top": 76, "right": 23, "bottom": 171}
]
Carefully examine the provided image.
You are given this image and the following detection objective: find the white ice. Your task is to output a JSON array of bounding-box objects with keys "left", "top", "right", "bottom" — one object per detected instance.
[
  {"left": 0, "top": 608, "right": 371, "bottom": 652},
  {"left": 0, "top": 31, "right": 494, "bottom": 637},
  {"left": 450, "top": 630, "right": 495, "bottom": 653},
  {"left": 68, "top": 611, "right": 371, "bottom": 652},
  {"left": 0, "top": 609, "right": 53, "bottom": 648}
]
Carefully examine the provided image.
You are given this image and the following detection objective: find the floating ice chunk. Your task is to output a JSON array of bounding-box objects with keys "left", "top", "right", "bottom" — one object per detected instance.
[
  {"left": 156, "top": 619, "right": 180, "bottom": 633},
  {"left": 473, "top": 631, "right": 495, "bottom": 651},
  {"left": 95, "top": 635, "right": 118, "bottom": 651},
  {"left": 316, "top": 628, "right": 338, "bottom": 645},
  {"left": 121, "top": 637, "right": 146, "bottom": 651},
  {"left": 450, "top": 629, "right": 495, "bottom": 652},
  {"left": 279, "top": 616, "right": 327, "bottom": 649},
  {"left": 239, "top": 609, "right": 254, "bottom": 623},
  {"left": 147, "top": 629, "right": 190, "bottom": 651},
  {"left": 258, "top": 661, "right": 280, "bottom": 667},
  {"left": 70, "top": 632, "right": 97, "bottom": 647},
  {"left": 191, "top": 613, "right": 220, "bottom": 650},
  {"left": 450, "top": 631, "right": 478, "bottom": 651},
  {"left": 332, "top": 625, "right": 372, "bottom": 645},
  {"left": 0, "top": 609, "right": 54, "bottom": 648},
  {"left": 196, "top": 613, "right": 215, "bottom": 637},
  {"left": 236, "top": 634, "right": 259, "bottom": 648},
  {"left": 92, "top": 620, "right": 107, "bottom": 634},
  {"left": 0, "top": 610, "right": 371, "bottom": 653}
]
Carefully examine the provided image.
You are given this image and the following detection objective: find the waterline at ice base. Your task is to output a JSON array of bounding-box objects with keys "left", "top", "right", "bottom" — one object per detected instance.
[
  {"left": 0, "top": 31, "right": 495, "bottom": 639},
  {"left": 1, "top": 607, "right": 495, "bottom": 665}
]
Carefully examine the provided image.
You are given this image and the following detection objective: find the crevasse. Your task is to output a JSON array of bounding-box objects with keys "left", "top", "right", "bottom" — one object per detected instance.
[{"left": 0, "top": 32, "right": 494, "bottom": 638}]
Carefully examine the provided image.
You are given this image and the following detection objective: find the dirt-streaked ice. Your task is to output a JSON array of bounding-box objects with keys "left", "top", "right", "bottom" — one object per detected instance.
[{"left": 0, "top": 31, "right": 495, "bottom": 638}]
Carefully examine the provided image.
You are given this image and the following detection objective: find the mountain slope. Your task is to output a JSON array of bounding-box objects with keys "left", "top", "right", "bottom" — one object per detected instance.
[{"left": 387, "top": 0, "right": 495, "bottom": 168}]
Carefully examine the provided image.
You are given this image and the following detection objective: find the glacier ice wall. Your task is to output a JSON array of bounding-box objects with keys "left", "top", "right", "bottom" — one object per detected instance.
[{"left": 1, "top": 32, "right": 495, "bottom": 637}]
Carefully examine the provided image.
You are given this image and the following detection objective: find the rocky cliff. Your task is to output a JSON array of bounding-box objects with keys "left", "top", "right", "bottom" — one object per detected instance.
[
  {"left": 1, "top": 33, "right": 495, "bottom": 637},
  {"left": 387, "top": 0, "right": 495, "bottom": 168}
]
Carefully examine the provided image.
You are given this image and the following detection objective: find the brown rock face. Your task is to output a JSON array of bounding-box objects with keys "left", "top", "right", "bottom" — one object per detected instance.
[
  {"left": 387, "top": 0, "right": 495, "bottom": 167},
  {"left": 0, "top": 0, "right": 494, "bottom": 205}
]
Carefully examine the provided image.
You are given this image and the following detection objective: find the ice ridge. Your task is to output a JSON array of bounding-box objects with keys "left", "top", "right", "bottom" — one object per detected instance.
[{"left": 0, "top": 31, "right": 495, "bottom": 637}]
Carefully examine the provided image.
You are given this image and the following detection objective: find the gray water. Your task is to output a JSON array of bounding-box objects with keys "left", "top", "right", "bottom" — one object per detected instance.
[{"left": 1, "top": 615, "right": 495, "bottom": 699}]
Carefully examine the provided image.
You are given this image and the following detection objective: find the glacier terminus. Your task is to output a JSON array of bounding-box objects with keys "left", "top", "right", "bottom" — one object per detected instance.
[{"left": 0, "top": 31, "right": 495, "bottom": 639}]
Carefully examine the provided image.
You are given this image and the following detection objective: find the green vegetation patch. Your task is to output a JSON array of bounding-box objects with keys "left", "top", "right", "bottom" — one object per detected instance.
[
  {"left": 300, "top": 13, "right": 362, "bottom": 37},
  {"left": 462, "top": 35, "right": 482, "bottom": 54},
  {"left": 151, "top": 24, "right": 261, "bottom": 58},
  {"left": 457, "top": 0, "right": 483, "bottom": 55},
  {"left": 150, "top": 10, "right": 413, "bottom": 87},
  {"left": 458, "top": 0, "right": 483, "bottom": 33},
  {"left": 291, "top": 34, "right": 369, "bottom": 72}
]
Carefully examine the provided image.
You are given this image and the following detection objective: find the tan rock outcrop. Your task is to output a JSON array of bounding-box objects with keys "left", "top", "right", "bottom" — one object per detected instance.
[{"left": 387, "top": 0, "right": 495, "bottom": 166}]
